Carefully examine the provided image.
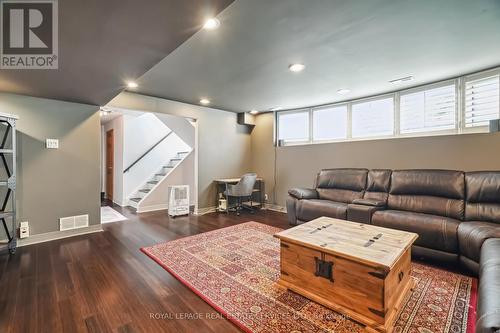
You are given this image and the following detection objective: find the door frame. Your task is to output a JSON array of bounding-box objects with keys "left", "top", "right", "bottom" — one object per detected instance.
[{"left": 105, "top": 129, "right": 114, "bottom": 201}]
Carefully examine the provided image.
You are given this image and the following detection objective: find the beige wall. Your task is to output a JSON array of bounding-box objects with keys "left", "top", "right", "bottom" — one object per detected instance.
[
  {"left": 251, "top": 112, "right": 500, "bottom": 207},
  {"left": 108, "top": 92, "right": 252, "bottom": 209},
  {"left": 0, "top": 93, "right": 101, "bottom": 237}
]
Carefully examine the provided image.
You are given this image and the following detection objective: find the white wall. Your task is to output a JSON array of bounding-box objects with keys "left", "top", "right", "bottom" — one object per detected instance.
[
  {"left": 124, "top": 131, "right": 190, "bottom": 201},
  {"left": 137, "top": 151, "right": 196, "bottom": 212},
  {"left": 101, "top": 111, "right": 195, "bottom": 207},
  {"left": 155, "top": 112, "right": 195, "bottom": 147},
  {"left": 108, "top": 92, "right": 253, "bottom": 209}
]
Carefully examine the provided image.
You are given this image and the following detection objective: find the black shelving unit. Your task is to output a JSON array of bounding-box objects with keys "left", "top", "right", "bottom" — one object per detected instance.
[{"left": 0, "top": 112, "right": 17, "bottom": 255}]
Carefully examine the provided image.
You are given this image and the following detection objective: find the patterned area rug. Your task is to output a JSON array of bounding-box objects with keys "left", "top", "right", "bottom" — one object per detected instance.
[{"left": 142, "top": 222, "right": 477, "bottom": 333}]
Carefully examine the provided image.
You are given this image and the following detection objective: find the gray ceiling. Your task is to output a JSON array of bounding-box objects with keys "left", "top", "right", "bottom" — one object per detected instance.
[
  {"left": 0, "top": 0, "right": 234, "bottom": 106},
  {"left": 135, "top": 0, "right": 500, "bottom": 113}
]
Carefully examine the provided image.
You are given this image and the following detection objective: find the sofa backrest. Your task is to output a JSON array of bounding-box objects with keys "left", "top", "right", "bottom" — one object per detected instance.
[
  {"left": 363, "top": 169, "right": 392, "bottom": 202},
  {"left": 388, "top": 169, "right": 465, "bottom": 220},
  {"left": 465, "top": 171, "right": 500, "bottom": 223},
  {"left": 315, "top": 168, "right": 367, "bottom": 204}
]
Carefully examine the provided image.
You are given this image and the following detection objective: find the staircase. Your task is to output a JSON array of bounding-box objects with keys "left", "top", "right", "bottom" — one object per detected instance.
[{"left": 128, "top": 150, "right": 191, "bottom": 209}]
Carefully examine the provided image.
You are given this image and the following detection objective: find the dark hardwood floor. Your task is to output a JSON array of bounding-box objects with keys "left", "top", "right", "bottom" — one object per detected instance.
[{"left": 0, "top": 204, "right": 290, "bottom": 333}]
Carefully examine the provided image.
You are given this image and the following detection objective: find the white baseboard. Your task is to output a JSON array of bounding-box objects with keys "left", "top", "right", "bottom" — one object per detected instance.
[
  {"left": 18, "top": 224, "right": 103, "bottom": 247},
  {"left": 193, "top": 206, "right": 217, "bottom": 215},
  {"left": 263, "top": 203, "right": 287, "bottom": 213},
  {"left": 137, "top": 203, "right": 168, "bottom": 213}
]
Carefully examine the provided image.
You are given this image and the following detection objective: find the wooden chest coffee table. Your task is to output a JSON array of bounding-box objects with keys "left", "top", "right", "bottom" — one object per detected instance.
[{"left": 274, "top": 217, "right": 418, "bottom": 333}]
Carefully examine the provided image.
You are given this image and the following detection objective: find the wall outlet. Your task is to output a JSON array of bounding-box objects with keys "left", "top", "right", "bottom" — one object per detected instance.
[
  {"left": 46, "top": 138, "right": 59, "bottom": 149},
  {"left": 19, "top": 221, "right": 29, "bottom": 238},
  {"left": 264, "top": 193, "right": 268, "bottom": 201}
]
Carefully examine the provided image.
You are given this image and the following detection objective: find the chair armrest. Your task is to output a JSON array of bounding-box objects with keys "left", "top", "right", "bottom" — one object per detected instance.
[
  {"left": 352, "top": 198, "right": 387, "bottom": 207},
  {"left": 288, "top": 188, "right": 318, "bottom": 200}
]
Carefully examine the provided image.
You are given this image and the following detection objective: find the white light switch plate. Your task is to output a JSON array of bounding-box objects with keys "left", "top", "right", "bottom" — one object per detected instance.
[{"left": 46, "top": 139, "right": 59, "bottom": 149}]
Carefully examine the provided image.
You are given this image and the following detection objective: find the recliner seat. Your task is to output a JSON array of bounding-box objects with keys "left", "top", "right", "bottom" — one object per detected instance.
[
  {"left": 287, "top": 168, "right": 500, "bottom": 332},
  {"left": 287, "top": 168, "right": 367, "bottom": 225},
  {"left": 372, "top": 170, "right": 464, "bottom": 264}
]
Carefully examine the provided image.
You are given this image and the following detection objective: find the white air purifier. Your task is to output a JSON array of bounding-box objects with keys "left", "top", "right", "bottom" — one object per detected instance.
[{"left": 168, "top": 185, "right": 190, "bottom": 217}]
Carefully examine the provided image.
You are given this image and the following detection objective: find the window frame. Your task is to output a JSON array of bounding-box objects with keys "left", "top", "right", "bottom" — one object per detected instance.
[
  {"left": 350, "top": 94, "right": 396, "bottom": 139},
  {"left": 461, "top": 68, "right": 500, "bottom": 133},
  {"left": 276, "top": 108, "right": 311, "bottom": 145},
  {"left": 311, "top": 103, "right": 349, "bottom": 143},
  {"left": 275, "top": 67, "right": 498, "bottom": 147},
  {"left": 398, "top": 79, "right": 459, "bottom": 137}
]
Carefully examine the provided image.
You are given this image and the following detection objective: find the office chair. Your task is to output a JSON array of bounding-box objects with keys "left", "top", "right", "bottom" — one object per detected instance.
[{"left": 224, "top": 173, "right": 258, "bottom": 216}]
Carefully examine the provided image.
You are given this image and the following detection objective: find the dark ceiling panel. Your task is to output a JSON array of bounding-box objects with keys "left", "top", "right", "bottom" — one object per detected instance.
[
  {"left": 0, "top": 0, "right": 235, "bottom": 106},
  {"left": 134, "top": 0, "right": 500, "bottom": 113}
]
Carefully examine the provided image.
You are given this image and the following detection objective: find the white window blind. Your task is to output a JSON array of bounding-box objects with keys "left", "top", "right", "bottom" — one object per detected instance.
[
  {"left": 465, "top": 74, "right": 500, "bottom": 127},
  {"left": 312, "top": 105, "right": 347, "bottom": 141},
  {"left": 277, "top": 111, "right": 309, "bottom": 142},
  {"left": 400, "top": 83, "right": 456, "bottom": 134},
  {"left": 352, "top": 97, "right": 394, "bottom": 138}
]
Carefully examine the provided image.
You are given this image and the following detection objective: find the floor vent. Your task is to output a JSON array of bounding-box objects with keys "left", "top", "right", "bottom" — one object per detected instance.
[{"left": 60, "top": 214, "right": 89, "bottom": 231}]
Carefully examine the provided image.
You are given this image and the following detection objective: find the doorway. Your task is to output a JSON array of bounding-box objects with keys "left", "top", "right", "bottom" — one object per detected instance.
[
  {"left": 106, "top": 129, "right": 114, "bottom": 201},
  {"left": 99, "top": 107, "right": 198, "bottom": 215}
]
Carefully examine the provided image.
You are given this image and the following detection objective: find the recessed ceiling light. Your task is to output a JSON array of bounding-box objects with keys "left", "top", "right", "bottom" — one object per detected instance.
[
  {"left": 99, "top": 107, "right": 112, "bottom": 117},
  {"left": 337, "top": 88, "right": 351, "bottom": 95},
  {"left": 249, "top": 110, "right": 259, "bottom": 115},
  {"left": 127, "top": 81, "right": 138, "bottom": 89},
  {"left": 199, "top": 98, "right": 211, "bottom": 105},
  {"left": 288, "top": 63, "right": 305, "bottom": 72},
  {"left": 269, "top": 107, "right": 282, "bottom": 111},
  {"left": 203, "top": 18, "right": 220, "bottom": 30},
  {"left": 389, "top": 76, "right": 413, "bottom": 84}
]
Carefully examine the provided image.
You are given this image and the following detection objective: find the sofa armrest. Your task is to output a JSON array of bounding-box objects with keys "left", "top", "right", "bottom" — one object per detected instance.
[
  {"left": 352, "top": 198, "right": 387, "bottom": 207},
  {"left": 347, "top": 203, "right": 385, "bottom": 225},
  {"left": 458, "top": 222, "right": 500, "bottom": 264},
  {"left": 476, "top": 238, "right": 500, "bottom": 333},
  {"left": 288, "top": 188, "right": 318, "bottom": 200}
]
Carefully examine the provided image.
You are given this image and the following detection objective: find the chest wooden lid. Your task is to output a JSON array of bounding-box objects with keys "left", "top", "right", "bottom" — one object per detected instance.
[{"left": 274, "top": 217, "right": 418, "bottom": 270}]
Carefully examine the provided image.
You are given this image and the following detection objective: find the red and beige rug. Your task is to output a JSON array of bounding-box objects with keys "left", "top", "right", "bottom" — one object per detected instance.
[{"left": 141, "top": 222, "right": 477, "bottom": 333}]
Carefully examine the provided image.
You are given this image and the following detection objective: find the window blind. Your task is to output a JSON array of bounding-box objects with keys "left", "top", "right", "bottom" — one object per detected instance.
[
  {"left": 464, "top": 74, "right": 500, "bottom": 127},
  {"left": 400, "top": 84, "right": 456, "bottom": 134},
  {"left": 351, "top": 97, "right": 394, "bottom": 138},
  {"left": 277, "top": 111, "right": 309, "bottom": 142},
  {"left": 312, "top": 105, "right": 347, "bottom": 141}
]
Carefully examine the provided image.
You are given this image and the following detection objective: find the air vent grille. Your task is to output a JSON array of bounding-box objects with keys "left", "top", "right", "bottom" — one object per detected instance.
[{"left": 60, "top": 214, "right": 89, "bottom": 231}]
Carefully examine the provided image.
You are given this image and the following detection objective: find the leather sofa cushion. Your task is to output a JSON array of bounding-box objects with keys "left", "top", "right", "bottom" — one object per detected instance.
[
  {"left": 315, "top": 168, "right": 367, "bottom": 203},
  {"left": 317, "top": 188, "right": 364, "bottom": 204},
  {"left": 316, "top": 168, "right": 368, "bottom": 190},
  {"left": 388, "top": 194, "right": 464, "bottom": 220},
  {"left": 390, "top": 169, "right": 464, "bottom": 198},
  {"left": 372, "top": 210, "right": 460, "bottom": 253},
  {"left": 457, "top": 221, "right": 500, "bottom": 263},
  {"left": 388, "top": 170, "right": 465, "bottom": 219},
  {"left": 465, "top": 171, "right": 500, "bottom": 223},
  {"left": 477, "top": 238, "right": 500, "bottom": 333},
  {"left": 297, "top": 199, "right": 347, "bottom": 221},
  {"left": 363, "top": 169, "right": 391, "bottom": 203}
]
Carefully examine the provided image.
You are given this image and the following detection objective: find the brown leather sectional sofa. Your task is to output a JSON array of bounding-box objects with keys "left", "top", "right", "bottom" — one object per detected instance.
[{"left": 286, "top": 168, "right": 500, "bottom": 333}]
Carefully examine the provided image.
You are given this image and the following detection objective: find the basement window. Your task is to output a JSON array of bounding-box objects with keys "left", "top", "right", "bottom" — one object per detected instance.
[{"left": 275, "top": 67, "right": 500, "bottom": 146}]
